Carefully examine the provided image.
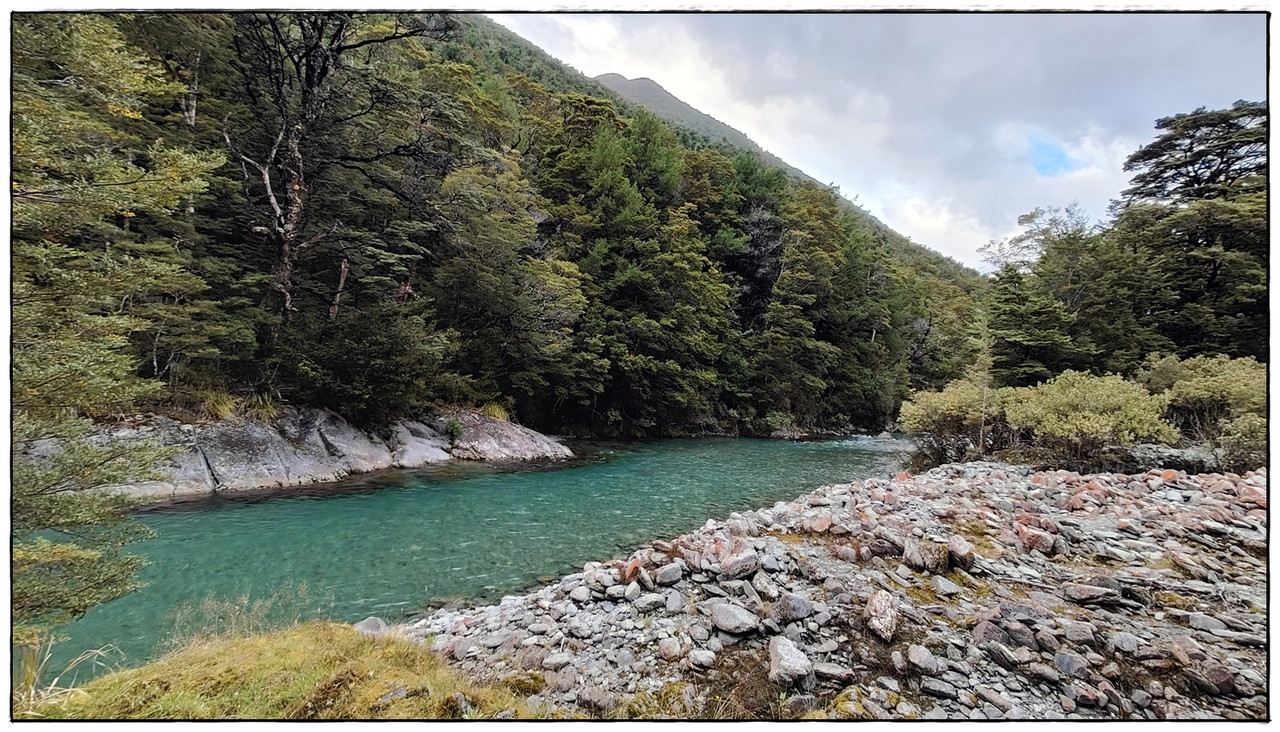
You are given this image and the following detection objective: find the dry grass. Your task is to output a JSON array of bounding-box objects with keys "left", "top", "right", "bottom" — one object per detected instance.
[{"left": 21, "top": 622, "right": 556, "bottom": 720}]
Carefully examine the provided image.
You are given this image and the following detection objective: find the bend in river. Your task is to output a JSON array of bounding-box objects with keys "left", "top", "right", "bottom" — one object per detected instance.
[{"left": 50, "top": 436, "right": 911, "bottom": 682}]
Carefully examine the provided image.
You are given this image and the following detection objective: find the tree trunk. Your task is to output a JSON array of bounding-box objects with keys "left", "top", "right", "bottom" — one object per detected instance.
[{"left": 329, "top": 258, "right": 349, "bottom": 318}]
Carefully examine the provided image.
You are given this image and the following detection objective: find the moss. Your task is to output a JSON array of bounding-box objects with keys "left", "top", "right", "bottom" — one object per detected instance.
[
  {"left": 1153, "top": 591, "right": 1196, "bottom": 610},
  {"left": 904, "top": 583, "right": 936, "bottom": 606},
  {"left": 953, "top": 521, "right": 1001, "bottom": 558},
  {"left": 23, "top": 622, "right": 553, "bottom": 720},
  {"left": 616, "top": 681, "right": 695, "bottom": 719},
  {"left": 827, "top": 687, "right": 871, "bottom": 719},
  {"left": 499, "top": 671, "right": 545, "bottom": 696}
]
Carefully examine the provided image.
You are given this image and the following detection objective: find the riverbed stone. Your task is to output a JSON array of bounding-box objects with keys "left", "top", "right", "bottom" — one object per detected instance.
[
  {"left": 721, "top": 551, "right": 761, "bottom": 579},
  {"left": 711, "top": 604, "right": 760, "bottom": 635},
  {"left": 931, "top": 575, "right": 962, "bottom": 596},
  {"left": 903, "top": 538, "right": 950, "bottom": 574},
  {"left": 654, "top": 563, "right": 683, "bottom": 585},
  {"left": 393, "top": 459, "right": 1267, "bottom": 720},
  {"left": 771, "top": 592, "right": 814, "bottom": 623},
  {"left": 947, "top": 534, "right": 976, "bottom": 570},
  {"left": 353, "top": 616, "right": 389, "bottom": 636},
  {"left": 658, "top": 638, "right": 683, "bottom": 661},
  {"left": 866, "top": 590, "right": 898, "bottom": 642},
  {"left": 768, "top": 636, "right": 813, "bottom": 686},
  {"left": 907, "top": 644, "right": 940, "bottom": 675},
  {"left": 634, "top": 593, "right": 665, "bottom": 613},
  {"left": 689, "top": 649, "right": 716, "bottom": 668},
  {"left": 542, "top": 652, "right": 573, "bottom": 671}
]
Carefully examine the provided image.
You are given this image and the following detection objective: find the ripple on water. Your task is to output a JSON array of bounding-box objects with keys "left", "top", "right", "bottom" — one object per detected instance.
[{"left": 49, "top": 436, "right": 909, "bottom": 682}]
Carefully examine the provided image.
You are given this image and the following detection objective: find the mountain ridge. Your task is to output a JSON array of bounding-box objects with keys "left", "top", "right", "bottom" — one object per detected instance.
[{"left": 593, "top": 71, "right": 979, "bottom": 283}]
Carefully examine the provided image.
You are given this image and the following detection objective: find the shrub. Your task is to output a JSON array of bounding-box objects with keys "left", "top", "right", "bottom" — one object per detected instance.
[
  {"left": 282, "top": 303, "right": 451, "bottom": 426},
  {"left": 478, "top": 402, "right": 509, "bottom": 422},
  {"left": 1138, "top": 354, "right": 1266, "bottom": 440},
  {"left": 1219, "top": 413, "right": 1266, "bottom": 473},
  {"left": 764, "top": 411, "right": 798, "bottom": 435},
  {"left": 444, "top": 419, "right": 464, "bottom": 442},
  {"left": 1005, "top": 371, "right": 1177, "bottom": 460},
  {"left": 899, "top": 378, "right": 1019, "bottom": 463}
]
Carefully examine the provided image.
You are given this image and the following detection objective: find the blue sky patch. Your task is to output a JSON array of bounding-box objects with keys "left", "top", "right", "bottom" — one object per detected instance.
[{"left": 1029, "top": 138, "right": 1079, "bottom": 177}]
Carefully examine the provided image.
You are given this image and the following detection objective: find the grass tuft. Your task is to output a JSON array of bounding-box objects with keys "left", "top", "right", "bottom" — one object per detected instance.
[{"left": 23, "top": 622, "right": 556, "bottom": 720}]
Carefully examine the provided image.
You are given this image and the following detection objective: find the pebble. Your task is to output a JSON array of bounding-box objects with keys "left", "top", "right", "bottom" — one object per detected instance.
[
  {"left": 907, "top": 644, "right": 940, "bottom": 675},
  {"left": 393, "top": 462, "right": 1266, "bottom": 720}
]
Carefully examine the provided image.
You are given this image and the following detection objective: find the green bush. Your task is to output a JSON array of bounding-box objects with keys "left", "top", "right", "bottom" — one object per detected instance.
[
  {"left": 1138, "top": 354, "right": 1266, "bottom": 440},
  {"left": 1219, "top": 413, "right": 1266, "bottom": 473},
  {"left": 282, "top": 303, "right": 451, "bottom": 426},
  {"left": 444, "top": 418, "right": 464, "bottom": 442},
  {"left": 1006, "top": 371, "right": 1177, "bottom": 460},
  {"left": 899, "top": 377, "right": 1018, "bottom": 463}
]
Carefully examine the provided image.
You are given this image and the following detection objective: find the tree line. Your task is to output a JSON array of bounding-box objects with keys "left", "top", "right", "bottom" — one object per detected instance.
[{"left": 13, "top": 12, "right": 980, "bottom": 439}]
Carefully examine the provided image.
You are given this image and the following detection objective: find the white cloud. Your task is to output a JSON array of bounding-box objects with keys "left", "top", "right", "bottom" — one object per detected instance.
[
  {"left": 488, "top": 13, "right": 1266, "bottom": 271},
  {"left": 885, "top": 197, "right": 1005, "bottom": 267}
]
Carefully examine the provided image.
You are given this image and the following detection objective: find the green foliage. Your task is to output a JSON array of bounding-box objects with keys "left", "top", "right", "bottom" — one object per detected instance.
[
  {"left": 1121, "top": 100, "right": 1266, "bottom": 204},
  {"left": 445, "top": 419, "right": 465, "bottom": 442},
  {"left": 1218, "top": 414, "right": 1266, "bottom": 473},
  {"left": 282, "top": 303, "right": 450, "bottom": 426},
  {"left": 899, "top": 375, "right": 1016, "bottom": 464},
  {"left": 1005, "top": 371, "right": 1178, "bottom": 460},
  {"left": 10, "top": 11, "right": 1007, "bottom": 446},
  {"left": 11, "top": 13, "right": 224, "bottom": 649},
  {"left": 478, "top": 402, "right": 510, "bottom": 421},
  {"left": 1138, "top": 353, "right": 1266, "bottom": 441}
]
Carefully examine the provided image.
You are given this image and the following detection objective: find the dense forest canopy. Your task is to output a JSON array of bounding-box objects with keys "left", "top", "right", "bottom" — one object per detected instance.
[{"left": 12, "top": 11, "right": 988, "bottom": 440}]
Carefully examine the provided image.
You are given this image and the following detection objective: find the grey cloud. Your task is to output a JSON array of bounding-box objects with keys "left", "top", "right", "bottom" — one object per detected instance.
[{"left": 494, "top": 13, "right": 1265, "bottom": 265}]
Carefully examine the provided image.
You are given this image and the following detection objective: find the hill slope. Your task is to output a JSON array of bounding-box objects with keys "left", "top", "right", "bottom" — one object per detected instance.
[
  {"left": 460, "top": 17, "right": 979, "bottom": 287},
  {"left": 594, "top": 72, "right": 980, "bottom": 286}
]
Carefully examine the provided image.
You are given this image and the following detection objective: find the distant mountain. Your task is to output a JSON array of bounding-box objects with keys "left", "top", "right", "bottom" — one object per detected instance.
[
  {"left": 594, "top": 72, "right": 979, "bottom": 285},
  {"left": 459, "top": 16, "right": 979, "bottom": 285},
  {"left": 595, "top": 73, "right": 811, "bottom": 182}
]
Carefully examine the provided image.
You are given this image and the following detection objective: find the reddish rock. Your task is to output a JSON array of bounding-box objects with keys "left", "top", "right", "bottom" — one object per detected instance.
[
  {"left": 620, "top": 557, "right": 642, "bottom": 583},
  {"left": 972, "top": 620, "right": 1011, "bottom": 646},
  {"left": 894, "top": 471, "right": 913, "bottom": 482},
  {"left": 1238, "top": 483, "right": 1266, "bottom": 503},
  {"left": 1064, "top": 584, "right": 1118, "bottom": 603},
  {"left": 1017, "top": 523, "right": 1056, "bottom": 554}
]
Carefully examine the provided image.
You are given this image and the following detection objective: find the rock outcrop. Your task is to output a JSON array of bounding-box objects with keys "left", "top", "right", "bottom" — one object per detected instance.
[
  {"left": 98, "top": 407, "right": 573, "bottom": 503},
  {"left": 396, "top": 461, "right": 1267, "bottom": 720}
]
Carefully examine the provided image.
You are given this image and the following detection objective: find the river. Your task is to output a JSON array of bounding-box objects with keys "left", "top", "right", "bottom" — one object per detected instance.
[{"left": 47, "top": 436, "right": 911, "bottom": 683}]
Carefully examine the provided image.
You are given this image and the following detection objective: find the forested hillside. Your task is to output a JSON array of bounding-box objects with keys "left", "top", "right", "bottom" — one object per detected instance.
[{"left": 13, "top": 11, "right": 983, "bottom": 441}]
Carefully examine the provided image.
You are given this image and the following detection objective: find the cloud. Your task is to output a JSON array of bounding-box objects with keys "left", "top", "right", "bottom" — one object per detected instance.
[{"left": 489, "top": 13, "right": 1266, "bottom": 269}]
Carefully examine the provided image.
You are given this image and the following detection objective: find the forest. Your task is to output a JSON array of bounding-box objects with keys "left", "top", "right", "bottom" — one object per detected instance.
[
  {"left": 10, "top": 12, "right": 1267, "bottom": 651},
  {"left": 13, "top": 12, "right": 987, "bottom": 441}
]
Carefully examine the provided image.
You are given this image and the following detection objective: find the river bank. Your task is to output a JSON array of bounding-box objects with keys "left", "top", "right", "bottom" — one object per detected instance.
[
  {"left": 386, "top": 461, "right": 1267, "bottom": 720},
  {"left": 93, "top": 407, "right": 573, "bottom": 504}
]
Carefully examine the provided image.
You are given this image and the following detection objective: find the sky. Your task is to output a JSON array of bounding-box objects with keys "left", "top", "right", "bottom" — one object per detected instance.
[{"left": 488, "top": 12, "right": 1267, "bottom": 270}]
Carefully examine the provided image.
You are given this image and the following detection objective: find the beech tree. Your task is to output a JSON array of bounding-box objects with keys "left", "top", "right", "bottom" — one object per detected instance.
[{"left": 223, "top": 13, "right": 458, "bottom": 327}]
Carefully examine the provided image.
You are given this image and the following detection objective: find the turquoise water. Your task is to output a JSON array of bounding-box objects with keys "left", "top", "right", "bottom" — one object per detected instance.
[{"left": 48, "top": 437, "right": 909, "bottom": 682}]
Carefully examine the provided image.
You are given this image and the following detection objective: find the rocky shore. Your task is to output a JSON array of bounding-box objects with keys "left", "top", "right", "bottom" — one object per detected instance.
[
  {"left": 97, "top": 408, "right": 573, "bottom": 503},
  {"left": 379, "top": 461, "right": 1266, "bottom": 720}
]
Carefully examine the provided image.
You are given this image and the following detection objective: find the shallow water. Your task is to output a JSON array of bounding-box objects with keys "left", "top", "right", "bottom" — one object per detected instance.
[{"left": 47, "top": 436, "right": 910, "bottom": 682}]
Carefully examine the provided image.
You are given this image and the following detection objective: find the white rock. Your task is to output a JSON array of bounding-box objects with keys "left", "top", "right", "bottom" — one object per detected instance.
[{"left": 768, "top": 635, "right": 813, "bottom": 686}]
